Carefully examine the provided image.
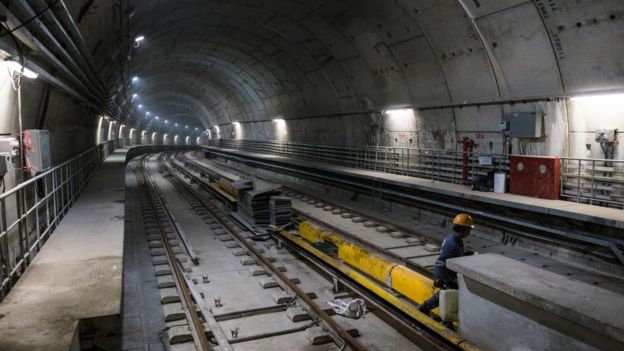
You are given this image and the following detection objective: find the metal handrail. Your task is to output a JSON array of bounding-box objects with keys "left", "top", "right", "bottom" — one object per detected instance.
[
  {"left": 0, "top": 140, "right": 117, "bottom": 300},
  {"left": 209, "top": 139, "right": 624, "bottom": 209}
]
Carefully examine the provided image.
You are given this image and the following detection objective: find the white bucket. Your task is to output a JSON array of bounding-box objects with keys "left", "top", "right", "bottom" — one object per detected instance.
[{"left": 494, "top": 172, "right": 507, "bottom": 193}]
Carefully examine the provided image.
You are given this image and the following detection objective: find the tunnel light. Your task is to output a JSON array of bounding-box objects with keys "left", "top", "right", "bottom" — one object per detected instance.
[
  {"left": 185, "top": 125, "right": 189, "bottom": 129},
  {"left": 175, "top": 123, "right": 179, "bottom": 127},
  {"left": 134, "top": 35, "right": 145, "bottom": 43},
  {"left": 272, "top": 118, "right": 285, "bottom": 122},
  {"left": 155, "top": 116, "right": 159, "bottom": 120},
  {"left": 232, "top": 122, "right": 241, "bottom": 126},
  {"left": 5, "top": 60, "right": 39, "bottom": 79},
  {"left": 138, "top": 104, "right": 143, "bottom": 109},
  {"left": 384, "top": 108, "right": 414, "bottom": 119},
  {"left": 132, "top": 76, "right": 138, "bottom": 83},
  {"left": 570, "top": 93, "right": 624, "bottom": 103},
  {"left": 146, "top": 111, "right": 151, "bottom": 116},
  {"left": 194, "top": 127, "right": 198, "bottom": 131},
  {"left": 164, "top": 120, "right": 169, "bottom": 124}
]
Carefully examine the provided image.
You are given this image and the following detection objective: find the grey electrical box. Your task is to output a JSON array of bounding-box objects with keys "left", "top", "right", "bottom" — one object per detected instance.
[
  {"left": 502, "top": 112, "right": 543, "bottom": 138},
  {"left": 25, "top": 129, "right": 51, "bottom": 173},
  {"left": 594, "top": 129, "right": 617, "bottom": 143}
]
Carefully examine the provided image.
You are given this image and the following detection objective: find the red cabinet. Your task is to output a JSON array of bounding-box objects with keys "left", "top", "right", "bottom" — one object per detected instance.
[{"left": 509, "top": 156, "right": 560, "bottom": 200}]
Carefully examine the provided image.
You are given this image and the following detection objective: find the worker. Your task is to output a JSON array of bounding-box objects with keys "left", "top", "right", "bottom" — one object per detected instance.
[{"left": 418, "top": 213, "right": 474, "bottom": 318}]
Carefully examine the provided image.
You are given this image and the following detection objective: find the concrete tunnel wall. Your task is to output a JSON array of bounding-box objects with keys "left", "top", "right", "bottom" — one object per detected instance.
[{"left": 0, "top": 0, "right": 623, "bottom": 163}]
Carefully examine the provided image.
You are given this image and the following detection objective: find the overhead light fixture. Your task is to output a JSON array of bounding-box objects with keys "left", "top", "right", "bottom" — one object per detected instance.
[
  {"left": 134, "top": 35, "right": 145, "bottom": 43},
  {"left": 570, "top": 92, "right": 624, "bottom": 102},
  {"left": 164, "top": 120, "right": 169, "bottom": 124},
  {"left": 384, "top": 108, "right": 414, "bottom": 119},
  {"left": 185, "top": 125, "right": 189, "bottom": 129},
  {"left": 4, "top": 59, "right": 38, "bottom": 79},
  {"left": 138, "top": 104, "right": 143, "bottom": 109},
  {"left": 155, "top": 116, "right": 159, "bottom": 120},
  {"left": 175, "top": 123, "right": 178, "bottom": 127},
  {"left": 194, "top": 127, "right": 198, "bottom": 131},
  {"left": 272, "top": 118, "right": 285, "bottom": 122},
  {"left": 131, "top": 93, "right": 138, "bottom": 101},
  {"left": 146, "top": 111, "right": 151, "bottom": 116},
  {"left": 132, "top": 76, "right": 138, "bottom": 83}
]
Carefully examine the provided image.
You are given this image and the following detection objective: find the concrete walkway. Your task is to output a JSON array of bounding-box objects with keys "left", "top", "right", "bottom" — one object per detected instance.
[
  {"left": 0, "top": 148, "right": 128, "bottom": 351},
  {"left": 203, "top": 146, "right": 624, "bottom": 229}
]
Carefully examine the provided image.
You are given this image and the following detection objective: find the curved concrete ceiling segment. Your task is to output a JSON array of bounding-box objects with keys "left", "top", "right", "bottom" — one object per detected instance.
[{"left": 64, "top": 0, "right": 624, "bottom": 128}]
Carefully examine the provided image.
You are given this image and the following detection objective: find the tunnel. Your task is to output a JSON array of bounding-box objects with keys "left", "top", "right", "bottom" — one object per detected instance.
[{"left": 0, "top": 1, "right": 623, "bottom": 351}]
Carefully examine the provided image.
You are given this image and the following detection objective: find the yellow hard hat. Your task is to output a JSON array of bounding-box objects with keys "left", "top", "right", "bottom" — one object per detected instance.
[{"left": 453, "top": 213, "right": 475, "bottom": 228}]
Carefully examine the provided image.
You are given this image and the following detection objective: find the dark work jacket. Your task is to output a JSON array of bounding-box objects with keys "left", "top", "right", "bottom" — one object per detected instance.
[{"left": 433, "top": 233, "right": 464, "bottom": 285}]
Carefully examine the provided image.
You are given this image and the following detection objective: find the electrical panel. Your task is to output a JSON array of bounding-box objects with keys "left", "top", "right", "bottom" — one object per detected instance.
[
  {"left": 0, "top": 136, "right": 18, "bottom": 176},
  {"left": 594, "top": 129, "right": 617, "bottom": 143},
  {"left": 24, "top": 129, "right": 51, "bottom": 173},
  {"left": 502, "top": 112, "right": 543, "bottom": 138}
]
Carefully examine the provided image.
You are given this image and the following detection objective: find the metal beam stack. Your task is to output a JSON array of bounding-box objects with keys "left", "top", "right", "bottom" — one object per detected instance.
[
  {"left": 269, "top": 197, "right": 292, "bottom": 226},
  {"left": 236, "top": 178, "right": 282, "bottom": 226}
]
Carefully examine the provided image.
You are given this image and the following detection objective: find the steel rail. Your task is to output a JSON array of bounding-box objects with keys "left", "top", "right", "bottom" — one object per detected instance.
[
  {"left": 167, "top": 152, "right": 481, "bottom": 351},
  {"left": 161, "top": 159, "right": 367, "bottom": 351},
  {"left": 269, "top": 225, "right": 477, "bottom": 351},
  {"left": 203, "top": 147, "right": 624, "bottom": 265},
  {"left": 178, "top": 153, "right": 605, "bottom": 271},
  {"left": 138, "top": 155, "right": 213, "bottom": 351}
]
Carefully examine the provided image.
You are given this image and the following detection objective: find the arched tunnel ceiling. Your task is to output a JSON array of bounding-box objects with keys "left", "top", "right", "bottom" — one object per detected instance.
[{"left": 74, "top": 0, "right": 624, "bottom": 129}]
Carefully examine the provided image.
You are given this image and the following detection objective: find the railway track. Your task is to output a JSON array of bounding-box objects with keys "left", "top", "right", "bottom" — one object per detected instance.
[
  {"left": 133, "top": 153, "right": 442, "bottom": 350},
  {"left": 174, "top": 151, "right": 624, "bottom": 293}
]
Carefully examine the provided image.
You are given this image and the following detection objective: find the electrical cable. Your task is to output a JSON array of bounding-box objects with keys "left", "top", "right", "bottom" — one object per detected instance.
[{"left": 0, "top": 0, "right": 61, "bottom": 38}]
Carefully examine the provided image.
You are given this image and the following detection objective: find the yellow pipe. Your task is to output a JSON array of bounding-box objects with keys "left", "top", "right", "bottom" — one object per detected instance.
[
  {"left": 391, "top": 265, "right": 435, "bottom": 304},
  {"left": 339, "top": 242, "right": 396, "bottom": 285},
  {"left": 299, "top": 221, "right": 435, "bottom": 304},
  {"left": 274, "top": 227, "right": 480, "bottom": 351}
]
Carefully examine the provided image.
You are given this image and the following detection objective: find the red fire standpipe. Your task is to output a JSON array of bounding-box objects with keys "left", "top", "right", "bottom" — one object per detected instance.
[{"left": 458, "top": 137, "right": 474, "bottom": 185}]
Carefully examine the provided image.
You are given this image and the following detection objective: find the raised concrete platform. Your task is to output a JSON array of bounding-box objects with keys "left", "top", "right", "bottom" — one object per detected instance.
[
  {"left": 0, "top": 148, "right": 128, "bottom": 351},
  {"left": 203, "top": 146, "right": 624, "bottom": 231},
  {"left": 448, "top": 253, "right": 624, "bottom": 351}
]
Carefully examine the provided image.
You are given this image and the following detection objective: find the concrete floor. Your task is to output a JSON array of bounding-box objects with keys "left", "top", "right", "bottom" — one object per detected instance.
[
  {"left": 0, "top": 149, "right": 128, "bottom": 351},
  {"left": 147, "top": 156, "right": 422, "bottom": 351}
]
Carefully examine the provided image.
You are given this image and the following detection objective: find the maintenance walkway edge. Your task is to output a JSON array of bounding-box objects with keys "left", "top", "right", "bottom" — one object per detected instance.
[
  {"left": 0, "top": 148, "right": 129, "bottom": 351},
  {"left": 202, "top": 146, "right": 624, "bottom": 231}
]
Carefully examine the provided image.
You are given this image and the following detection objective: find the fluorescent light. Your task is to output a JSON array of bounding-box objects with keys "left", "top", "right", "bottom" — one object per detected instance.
[
  {"left": 134, "top": 35, "right": 145, "bottom": 43},
  {"left": 5, "top": 60, "right": 38, "bottom": 79},
  {"left": 384, "top": 108, "right": 414, "bottom": 119},
  {"left": 570, "top": 93, "right": 624, "bottom": 102}
]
